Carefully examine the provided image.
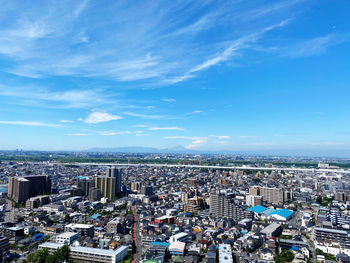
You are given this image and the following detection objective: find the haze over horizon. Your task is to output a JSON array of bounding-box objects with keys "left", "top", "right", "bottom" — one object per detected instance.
[{"left": 0, "top": 0, "right": 349, "bottom": 157}]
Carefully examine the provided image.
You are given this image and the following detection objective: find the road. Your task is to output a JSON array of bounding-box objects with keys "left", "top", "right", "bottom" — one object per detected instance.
[
  {"left": 131, "top": 206, "right": 142, "bottom": 263},
  {"left": 66, "top": 162, "right": 350, "bottom": 174}
]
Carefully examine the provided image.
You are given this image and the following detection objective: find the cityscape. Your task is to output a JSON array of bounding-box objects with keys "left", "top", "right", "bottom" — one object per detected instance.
[{"left": 0, "top": 0, "right": 350, "bottom": 263}]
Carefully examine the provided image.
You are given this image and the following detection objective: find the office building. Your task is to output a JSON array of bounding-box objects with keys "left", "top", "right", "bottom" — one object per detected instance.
[
  {"left": 210, "top": 193, "right": 253, "bottom": 220},
  {"left": 8, "top": 175, "right": 51, "bottom": 203}
]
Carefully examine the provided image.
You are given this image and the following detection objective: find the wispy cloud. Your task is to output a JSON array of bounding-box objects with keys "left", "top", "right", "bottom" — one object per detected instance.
[
  {"left": 186, "top": 110, "right": 203, "bottom": 115},
  {"left": 0, "top": 0, "right": 311, "bottom": 84},
  {"left": 0, "top": 121, "right": 62, "bottom": 128},
  {"left": 210, "top": 135, "right": 230, "bottom": 139},
  {"left": 162, "top": 98, "right": 176, "bottom": 102},
  {"left": 82, "top": 111, "right": 123, "bottom": 124},
  {"left": 148, "top": 127, "right": 185, "bottom": 131},
  {"left": 123, "top": 112, "right": 164, "bottom": 119},
  {"left": 67, "top": 130, "right": 131, "bottom": 136},
  {"left": 60, "top": 120, "right": 74, "bottom": 123},
  {"left": 0, "top": 85, "right": 112, "bottom": 109},
  {"left": 284, "top": 33, "right": 349, "bottom": 58}
]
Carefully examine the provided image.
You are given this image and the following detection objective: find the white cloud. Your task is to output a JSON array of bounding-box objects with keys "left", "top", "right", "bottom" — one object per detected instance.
[
  {"left": 186, "top": 110, "right": 203, "bottom": 115},
  {"left": 148, "top": 127, "right": 185, "bottom": 131},
  {"left": 185, "top": 139, "right": 207, "bottom": 149},
  {"left": 210, "top": 135, "right": 230, "bottom": 139},
  {"left": 239, "top": 135, "right": 257, "bottom": 139},
  {"left": 0, "top": 121, "right": 62, "bottom": 127},
  {"left": 162, "top": 98, "right": 176, "bottom": 102},
  {"left": 66, "top": 133, "right": 90, "bottom": 136},
  {"left": 124, "top": 112, "right": 164, "bottom": 119},
  {"left": 60, "top": 120, "right": 74, "bottom": 123},
  {"left": 83, "top": 112, "right": 123, "bottom": 124},
  {"left": 96, "top": 131, "right": 131, "bottom": 136}
]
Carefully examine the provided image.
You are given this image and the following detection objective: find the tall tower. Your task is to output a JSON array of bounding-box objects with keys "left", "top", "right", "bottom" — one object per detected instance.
[{"left": 106, "top": 167, "right": 122, "bottom": 194}]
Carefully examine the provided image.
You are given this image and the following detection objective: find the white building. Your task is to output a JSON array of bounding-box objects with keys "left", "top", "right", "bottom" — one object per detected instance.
[
  {"left": 169, "top": 232, "right": 189, "bottom": 243},
  {"left": 56, "top": 232, "right": 79, "bottom": 245},
  {"left": 39, "top": 243, "right": 128, "bottom": 263}
]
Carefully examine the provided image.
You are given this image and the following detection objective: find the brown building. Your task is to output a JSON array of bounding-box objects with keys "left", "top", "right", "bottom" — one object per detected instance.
[{"left": 8, "top": 175, "right": 51, "bottom": 203}]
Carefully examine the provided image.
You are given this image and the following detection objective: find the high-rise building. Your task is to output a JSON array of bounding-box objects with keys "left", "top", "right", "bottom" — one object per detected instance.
[
  {"left": 95, "top": 176, "right": 117, "bottom": 200},
  {"left": 88, "top": 187, "right": 101, "bottom": 201},
  {"left": 8, "top": 175, "right": 51, "bottom": 203},
  {"left": 141, "top": 186, "right": 154, "bottom": 196},
  {"left": 77, "top": 178, "right": 94, "bottom": 196},
  {"left": 209, "top": 193, "right": 253, "bottom": 220},
  {"left": 246, "top": 195, "right": 263, "bottom": 206},
  {"left": 248, "top": 186, "right": 292, "bottom": 205},
  {"left": 131, "top": 182, "right": 143, "bottom": 193},
  {"left": 106, "top": 167, "right": 122, "bottom": 194}
]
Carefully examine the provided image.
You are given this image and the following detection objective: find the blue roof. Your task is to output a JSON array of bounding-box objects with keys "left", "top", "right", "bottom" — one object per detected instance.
[
  {"left": 290, "top": 245, "right": 300, "bottom": 251},
  {"left": 270, "top": 209, "right": 294, "bottom": 219},
  {"left": 262, "top": 208, "right": 276, "bottom": 215},
  {"left": 90, "top": 213, "right": 101, "bottom": 219},
  {"left": 150, "top": 242, "right": 170, "bottom": 247},
  {"left": 247, "top": 205, "right": 267, "bottom": 213}
]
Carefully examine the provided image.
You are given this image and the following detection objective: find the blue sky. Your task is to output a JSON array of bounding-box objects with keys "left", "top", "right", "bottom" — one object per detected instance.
[{"left": 0, "top": 0, "right": 349, "bottom": 156}]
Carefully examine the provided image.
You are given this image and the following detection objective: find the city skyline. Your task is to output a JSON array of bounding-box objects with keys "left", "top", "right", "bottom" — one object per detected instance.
[{"left": 0, "top": 0, "right": 349, "bottom": 156}]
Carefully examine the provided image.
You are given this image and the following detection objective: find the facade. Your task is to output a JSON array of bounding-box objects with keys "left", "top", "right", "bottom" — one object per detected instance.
[
  {"left": 210, "top": 193, "right": 253, "bottom": 220},
  {"left": 0, "top": 236, "right": 9, "bottom": 253},
  {"left": 77, "top": 178, "right": 94, "bottom": 196},
  {"left": 26, "top": 195, "right": 50, "bottom": 209},
  {"left": 315, "top": 227, "right": 350, "bottom": 246},
  {"left": 39, "top": 243, "right": 128, "bottom": 263},
  {"left": 106, "top": 167, "right": 122, "bottom": 194},
  {"left": 131, "top": 182, "right": 143, "bottom": 193},
  {"left": 95, "top": 177, "right": 117, "bottom": 200},
  {"left": 89, "top": 187, "right": 102, "bottom": 201},
  {"left": 249, "top": 186, "right": 292, "bottom": 205},
  {"left": 8, "top": 175, "right": 51, "bottom": 203}
]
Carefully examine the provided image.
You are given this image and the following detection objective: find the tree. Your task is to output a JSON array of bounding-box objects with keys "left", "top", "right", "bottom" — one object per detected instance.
[
  {"left": 275, "top": 250, "right": 294, "bottom": 263},
  {"left": 33, "top": 248, "right": 48, "bottom": 263},
  {"left": 64, "top": 214, "right": 71, "bottom": 223}
]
